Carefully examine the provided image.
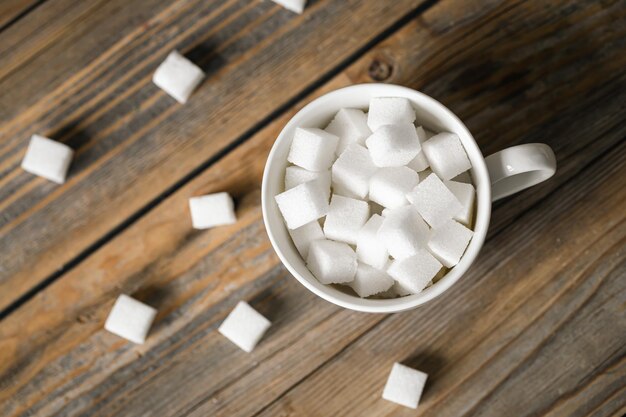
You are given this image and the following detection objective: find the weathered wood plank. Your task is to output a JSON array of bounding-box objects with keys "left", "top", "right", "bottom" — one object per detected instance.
[
  {"left": 257, "top": 142, "right": 626, "bottom": 417},
  {"left": 0, "top": 0, "right": 428, "bottom": 312},
  {"left": 1, "top": 0, "right": 625, "bottom": 415},
  {"left": 0, "top": 0, "right": 42, "bottom": 31}
]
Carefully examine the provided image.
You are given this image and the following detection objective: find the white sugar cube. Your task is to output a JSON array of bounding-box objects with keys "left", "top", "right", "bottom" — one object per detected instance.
[
  {"left": 271, "top": 0, "right": 307, "bottom": 14},
  {"left": 387, "top": 249, "right": 442, "bottom": 294},
  {"left": 307, "top": 239, "right": 357, "bottom": 284},
  {"left": 325, "top": 108, "right": 372, "bottom": 155},
  {"left": 284, "top": 166, "right": 331, "bottom": 201},
  {"left": 369, "top": 166, "right": 419, "bottom": 209},
  {"left": 323, "top": 195, "right": 370, "bottom": 245},
  {"left": 218, "top": 301, "right": 271, "bottom": 352},
  {"left": 331, "top": 143, "right": 378, "bottom": 199},
  {"left": 406, "top": 126, "right": 430, "bottom": 172},
  {"left": 275, "top": 180, "right": 329, "bottom": 229},
  {"left": 366, "top": 123, "right": 421, "bottom": 167},
  {"left": 445, "top": 180, "right": 475, "bottom": 225},
  {"left": 288, "top": 128, "right": 339, "bottom": 172},
  {"left": 152, "top": 50, "right": 205, "bottom": 104},
  {"left": 422, "top": 132, "right": 471, "bottom": 180},
  {"left": 189, "top": 192, "right": 237, "bottom": 229},
  {"left": 356, "top": 214, "right": 389, "bottom": 270},
  {"left": 378, "top": 205, "right": 429, "bottom": 260},
  {"left": 349, "top": 263, "right": 394, "bottom": 297},
  {"left": 21, "top": 135, "right": 74, "bottom": 184},
  {"left": 382, "top": 362, "right": 428, "bottom": 409},
  {"left": 288, "top": 220, "right": 324, "bottom": 258},
  {"left": 428, "top": 219, "right": 474, "bottom": 267},
  {"left": 406, "top": 173, "right": 463, "bottom": 228},
  {"left": 367, "top": 97, "right": 416, "bottom": 131},
  {"left": 104, "top": 294, "right": 157, "bottom": 344}
]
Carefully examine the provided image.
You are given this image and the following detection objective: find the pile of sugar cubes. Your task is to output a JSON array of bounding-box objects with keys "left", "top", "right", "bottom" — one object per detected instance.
[{"left": 275, "top": 97, "right": 476, "bottom": 298}]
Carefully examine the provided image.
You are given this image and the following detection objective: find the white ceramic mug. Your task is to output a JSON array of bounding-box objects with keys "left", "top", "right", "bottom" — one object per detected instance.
[{"left": 261, "top": 84, "right": 556, "bottom": 313}]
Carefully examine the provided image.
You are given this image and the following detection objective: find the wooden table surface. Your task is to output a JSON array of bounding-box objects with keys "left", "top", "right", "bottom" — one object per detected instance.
[{"left": 1, "top": 0, "right": 625, "bottom": 416}]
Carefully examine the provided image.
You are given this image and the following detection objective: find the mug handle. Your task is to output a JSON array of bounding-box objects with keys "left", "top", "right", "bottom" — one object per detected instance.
[{"left": 484, "top": 143, "right": 557, "bottom": 201}]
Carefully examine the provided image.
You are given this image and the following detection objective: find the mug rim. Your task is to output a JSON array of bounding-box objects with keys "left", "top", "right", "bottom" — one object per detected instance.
[{"left": 261, "top": 83, "right": 491, "bottom": 313}]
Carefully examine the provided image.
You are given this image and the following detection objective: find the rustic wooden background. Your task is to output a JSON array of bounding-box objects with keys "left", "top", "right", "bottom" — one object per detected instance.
[{"left": 0, "top": 0, "right": 625, "bottom": 416}]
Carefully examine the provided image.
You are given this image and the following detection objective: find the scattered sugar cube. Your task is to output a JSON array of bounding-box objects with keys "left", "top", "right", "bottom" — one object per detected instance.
[
  {"left": 356, "top": 214, "right": 389, "bottom": 270},
  {"left": 349, "top": 263, "right": 394, "bottom": 297},
  {"left": 406, "top": 126, "right": 430, "bottom": 172},
  {"left": 21, "top": 135, "right": 74, "bottom": 184},
  {"left": 406, "top": 173, "right": 463, "bottom": 228},
  {"left": 271, "top": 0, "right": 307, "bottom": 14},
  {"left": 445, "top": 180, "right": 475, "bottom": 225},
  {"left": 152, "top": 50, "right": 205, "bottom": 104},
  {"left": 428, "top": 219, "right": 474, "bottom": 267},
  {"left": 104, "top": 294, "right": 157, "bottom": 344},
  {"left": 288, "top": 128, "right": 339, "bottom": 172},
  {"left": 378, "top": 205, "right": 429, "bottom": 260},
  {"left": 366, "top": 123, "right": 421, "bottom": 167},
  {"left": 325, "top": 108, "right": 372, "bottom": 155},
  {"left": 275, "top": 180, "right": 329, "bottom": 229},
  {"left": 285, "top": 166, "right": 331, "bottom": 201},
  {"left": 307, "top": 239, "right": 357, "bottom": 284},
  {"left": 331, "top": 143, "right": 378, "bottom": 199},
  {"left": 189, "top": 192, "right": 237, "bottom": 229},
  {"left": 382, "top": 362, "right": 428, "bottom": 409},
  {"left": 323, "top": 195, "right": 370, "bottom": 245},
  {"left": 452, "top": 171, "right": 472, "bottom": 184},
  {"left": 289, "top": 220, "right": 325, "bottom": 258},
  {"left": 387, "top": 249, "right": 442, "bottom": 294},
  {"left": 367, "top": 97, "right": 416, "bottom": 131},
  {"left": 422, "top": 132, "right": 471, "bottom": 180},
  {"left": 369, "top": 166, "right": 419, "bottom": 209},
  {"left": 218, "top": 301, "right": 271, "bottom": 352}
]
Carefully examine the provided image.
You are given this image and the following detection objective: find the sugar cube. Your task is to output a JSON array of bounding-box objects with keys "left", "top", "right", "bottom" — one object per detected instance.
[
  {"left": 356, "top": 214, "right": 389, "bottom": 270},
  {"left": 406, "top": 126, "right": 430, "bottom": 172},
  {"left": 369, "top": 166, "right": 419, "bottom": 209},
  {"left": 445, "top": 180, "right": 475, "bottom": 225},
  {"left": 428, "top": 219, "right": 473, "bottom": 267},
  {"left": 189, "top": 192, "right": 237, "bottom": 229},
  {"left": 323, "top": 195, "right": 370, "bottom": 245},
  {"left": 289, "top": 220, "right": 325, "bottom": 258},
  {"left": 21, "top": 135, "right": 74, "bottom": 184},
  {"left": 406, "top": 173, "right": 463, "bottom": 228},
  {"left": 325, "top": 108, "right": 372, "bottom": 155},
  {"left": 288, "top": 128, "right": 339, "bottom": 172},
  {"left": 378, "top": 205, "right": 429, "bottom": 260},
  {"left": 271, "top": 0, "right": 307, "bottom": 14},
  {"left": 218, "top": 301, "right": 271, "bottom": 352},
  {"left": 366, "top": 123, "right": 421, "bottom": 167},
  {"left": 422, "top": 132, "right": 471, "bottom": 180},
  {"left": 284, "top": 166, "right": 331, "bottom": 201},
  {"left": 331, "top": 143, "right": 378, "bottom": 199},
  {"left": 387, "top": 249, "right": 442, "bottom": 294},
  {"left": 349, "top": 263, "right": 394, "bottom": 297},
  {"left": 275, "top": 180, "right": 329, "bottom": 229},
  {"left": 367, "top": 97, "right": 416, "bottom": 131},
  {"left": 152, "top": 50, "right": 205, "bottom": 104},
  {"left": 307, "top": 239, "right": 357, "bottom": 284},
  {"left": 104, "top": 294, "right": 157, "bottom": 344},
  {"left": 382, "top": 362, "right": 428, "bottom": 409}
]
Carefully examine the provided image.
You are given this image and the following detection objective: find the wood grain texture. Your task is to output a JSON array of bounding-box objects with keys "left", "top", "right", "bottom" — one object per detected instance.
[
  {"left": 0, "top": 0, "right": 427, "bottom": 312},
  {"left": 0, "top": 0, "right": 43, "bottom": 31},
  {"left": 1, "top": 0, "right": 625, "bottom": 416}
]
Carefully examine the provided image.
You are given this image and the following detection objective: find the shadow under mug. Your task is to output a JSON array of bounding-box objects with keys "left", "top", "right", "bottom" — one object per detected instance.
[{"left": 261, "top": 84, "right": 556, "bottom": 313}]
